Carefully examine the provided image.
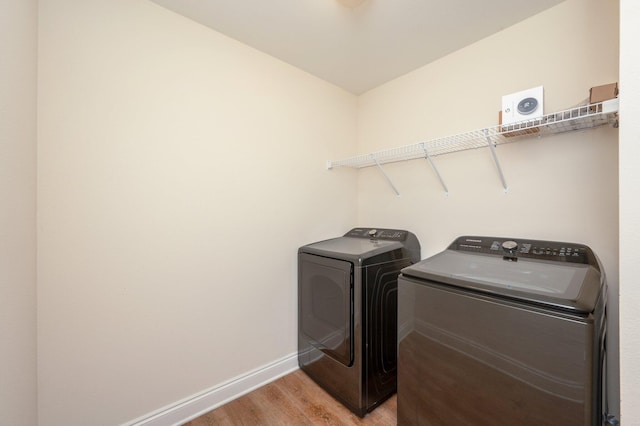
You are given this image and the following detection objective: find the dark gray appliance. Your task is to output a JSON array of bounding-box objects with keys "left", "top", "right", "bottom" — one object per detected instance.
[
  {"left": 298, "top": 227, "right": 420, "bottom": 417},
  {"left": 398, "top": 236, "right": 608, "bottom": 426}
]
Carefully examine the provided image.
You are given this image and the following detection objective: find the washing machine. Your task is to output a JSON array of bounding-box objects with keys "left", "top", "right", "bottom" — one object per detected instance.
[
  {"left": 298, "top": 227, "right": 420, "bottom": 417},
  {"left": 397, "top": 236, "right": 609, "bottom": 426}
]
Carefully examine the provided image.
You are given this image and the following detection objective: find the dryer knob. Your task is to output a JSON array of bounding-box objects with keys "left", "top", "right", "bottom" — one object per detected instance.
[
  {"left": 368, "top": 229, "right": 378, "bottom": 237},
  {"left": 502, "top": 240, "right": 518, "bottom": 252}
]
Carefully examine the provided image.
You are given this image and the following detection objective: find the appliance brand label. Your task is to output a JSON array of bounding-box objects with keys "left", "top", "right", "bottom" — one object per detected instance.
[{"left": 459, "top": 244, "right": 482, "bottom": 249}]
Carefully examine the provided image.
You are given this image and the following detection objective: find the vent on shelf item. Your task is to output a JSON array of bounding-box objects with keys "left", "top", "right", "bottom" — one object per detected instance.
[{"left": 501, "top": 86, "right": 544, "bottom": 126}]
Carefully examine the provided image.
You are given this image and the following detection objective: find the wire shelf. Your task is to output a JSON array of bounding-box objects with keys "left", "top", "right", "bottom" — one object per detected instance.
[{"left": 327, "top": 99, "right": 619, "bottom": 170}]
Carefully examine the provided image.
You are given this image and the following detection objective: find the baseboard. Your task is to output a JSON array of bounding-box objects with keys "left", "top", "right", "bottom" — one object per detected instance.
[{"left": 123, "top": 352, "right": 299, "bottom": 426}]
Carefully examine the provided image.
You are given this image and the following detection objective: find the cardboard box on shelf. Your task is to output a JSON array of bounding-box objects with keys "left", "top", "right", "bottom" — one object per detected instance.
[{"left": 590, "top": 82, "right": 618, "bottom": 104}]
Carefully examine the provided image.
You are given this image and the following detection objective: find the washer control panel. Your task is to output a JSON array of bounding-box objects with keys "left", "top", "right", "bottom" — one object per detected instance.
[
  {"left": 344, "top": 227, "right": 408, "bottom": 241},
  {"left": 450, "top": 236, "right": 597, "bottom": 267}
]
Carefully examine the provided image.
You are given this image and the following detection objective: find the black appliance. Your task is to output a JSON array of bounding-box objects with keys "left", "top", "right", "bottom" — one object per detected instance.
[
  {"left": 298, "top": 227, "right": 421, "bottom": 417},
  {"left": 398, "top": 236, "right": 608, "bottom": 426}
]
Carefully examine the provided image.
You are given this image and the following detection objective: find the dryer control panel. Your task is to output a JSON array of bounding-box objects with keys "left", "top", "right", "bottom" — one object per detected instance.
[
  {"left": 449, "top": 236, "right": 599, "bottom": 270},
  {"left": 344, "top": 227, "right": 409, "bottom": 241}
]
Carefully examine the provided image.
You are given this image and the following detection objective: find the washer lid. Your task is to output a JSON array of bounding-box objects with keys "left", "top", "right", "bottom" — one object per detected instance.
[{"left": 401, "top": 249, "right": 603, "bottom": 313}]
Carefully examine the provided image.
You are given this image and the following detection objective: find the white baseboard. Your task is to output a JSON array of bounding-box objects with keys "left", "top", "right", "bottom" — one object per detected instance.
[{"left": 123, "top": 352, "right": 299, "bottom": 426}]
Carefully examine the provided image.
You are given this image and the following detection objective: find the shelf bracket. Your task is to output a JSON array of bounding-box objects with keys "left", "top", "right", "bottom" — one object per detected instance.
[
  {"left": 421, "top": 143, "right": 449, "bottom": 196},
  {"left": 373, "top": 157, "right": 400, "bottom": 196},
  {"left": 484, "top": 129, "right": 508, "bottom": 193}
]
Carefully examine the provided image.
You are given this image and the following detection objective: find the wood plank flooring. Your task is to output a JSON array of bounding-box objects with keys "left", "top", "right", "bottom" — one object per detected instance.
[{"left": 183, "top": 369, "right": 397, "bottom": 425}]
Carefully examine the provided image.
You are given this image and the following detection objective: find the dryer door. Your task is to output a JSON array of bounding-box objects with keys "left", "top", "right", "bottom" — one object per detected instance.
[{"left": 299, "top": 253, "right": 354, "bottom": 367}]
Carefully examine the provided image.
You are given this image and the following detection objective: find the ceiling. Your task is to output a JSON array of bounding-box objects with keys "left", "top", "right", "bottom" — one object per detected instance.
[{"left": 149, "top": 0, "right": 565, "bottom": 94}]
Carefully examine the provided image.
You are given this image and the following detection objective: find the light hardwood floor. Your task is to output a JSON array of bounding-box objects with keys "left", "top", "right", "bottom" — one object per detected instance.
[{"left": 183, "top": 369, "right": 397, "bottom": 425}]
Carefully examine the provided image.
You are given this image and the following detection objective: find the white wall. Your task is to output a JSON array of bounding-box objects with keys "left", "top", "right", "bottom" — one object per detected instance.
[
  {"left": 37, "top": 0, "right": 357, "bottom": 424},
  {"left": 30, "top": 0, "right": 638, "bottom": 424},
  {"left": 0, "top": 1, "right": 38, "bottom": 425},
  {"left": 356, "top": 0, "right": 621, "bottom": 419},
  {"left": 619, "top": 0, "right": 640, "bottom": 423}
]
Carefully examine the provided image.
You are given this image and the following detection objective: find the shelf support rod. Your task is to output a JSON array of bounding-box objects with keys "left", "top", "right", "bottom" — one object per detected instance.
[
  {"left": 484, "top": 129, "right": 508, "bottom": 193},
  {"left": 421, "top": 143, "right": 449, "bottom": 196},
  {"left": 373, "top": 157, "right": 400, "bottom": 196}
]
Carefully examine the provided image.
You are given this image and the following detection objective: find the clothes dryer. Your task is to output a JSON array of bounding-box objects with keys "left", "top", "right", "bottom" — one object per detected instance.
[{"left": 298, "top": 228, "right": 420, "bottom": 417}]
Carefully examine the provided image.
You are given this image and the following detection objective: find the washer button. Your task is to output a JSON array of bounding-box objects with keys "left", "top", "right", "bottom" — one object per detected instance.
[{"left": 502, "top": 240, "right": 518, "bottom": 252}]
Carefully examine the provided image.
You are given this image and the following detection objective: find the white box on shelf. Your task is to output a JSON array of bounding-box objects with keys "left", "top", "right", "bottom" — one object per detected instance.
[{"left": 501, "top": 86, "right": 544, "bottom": 125}]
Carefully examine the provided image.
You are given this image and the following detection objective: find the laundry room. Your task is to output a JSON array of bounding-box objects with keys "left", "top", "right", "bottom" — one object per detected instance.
[{"left": 2, "top": 0, "right": 638, "bottom": 425}]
